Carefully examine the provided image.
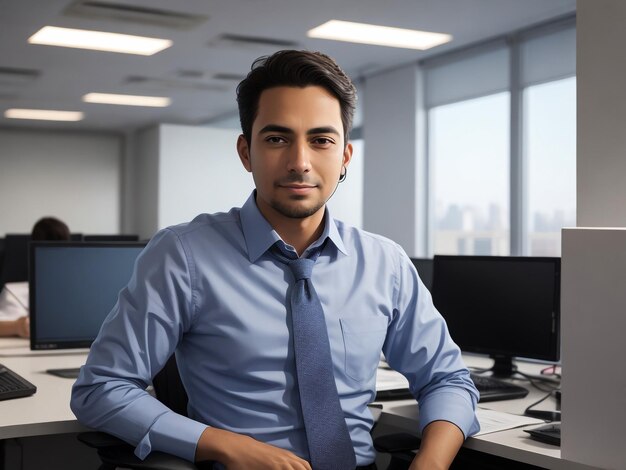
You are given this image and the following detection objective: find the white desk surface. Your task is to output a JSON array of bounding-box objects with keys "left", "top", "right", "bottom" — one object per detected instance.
[
  {"left": 0, "top": 338, "right": 90, "bottom": 439},
  {"left": 0, "top": 339, "right": 597, "bottom": 469},
  {"left": 378, "top": 354, "right": 597, "bottom": 470}
]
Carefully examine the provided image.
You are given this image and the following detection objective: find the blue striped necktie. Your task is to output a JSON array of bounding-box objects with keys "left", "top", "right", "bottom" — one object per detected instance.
[{"left": 272, "top": 243, "right": 356, "bottom": 470}]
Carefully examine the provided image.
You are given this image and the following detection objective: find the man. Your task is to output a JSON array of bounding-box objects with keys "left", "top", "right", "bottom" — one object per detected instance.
[{"left": 71, "top": 50, "right": 479, "bottom": 470}]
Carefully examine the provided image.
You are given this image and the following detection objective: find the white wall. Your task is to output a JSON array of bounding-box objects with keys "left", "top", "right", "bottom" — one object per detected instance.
[
  {"left": 326, "top": 139, "right": 364, "bottom": 229},
  {"left": 0, "top": 128, "right": 122, "bottom": 235},
  {"left": 158, "top": 124, "right": 252, "bottom": 229}
]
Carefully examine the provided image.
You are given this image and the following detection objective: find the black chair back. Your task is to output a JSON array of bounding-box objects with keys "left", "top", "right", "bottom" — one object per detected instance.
[{"left": 153, "top": 355, "right": 188, "bottom": 417}]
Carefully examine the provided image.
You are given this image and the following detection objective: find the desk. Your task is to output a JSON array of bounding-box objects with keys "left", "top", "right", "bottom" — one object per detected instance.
[
  {"left": 378, "top": 355, "right": 596, "bottom": 470},
  {"left": 0, "top": 340, "right": 597, "bottom": 469},
  {"left": 0, "top": 338, "right": 89, "bottom": 440}
]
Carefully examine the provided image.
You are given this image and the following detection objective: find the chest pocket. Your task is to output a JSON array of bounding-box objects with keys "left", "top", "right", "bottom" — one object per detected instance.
[{"left": 339, "top": 316, "right": 388, "bottom": 382}]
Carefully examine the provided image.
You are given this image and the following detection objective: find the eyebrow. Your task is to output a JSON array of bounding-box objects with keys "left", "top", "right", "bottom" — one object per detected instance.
[{"left": 258, "top": 124, "right": 341, "bottom": 136}]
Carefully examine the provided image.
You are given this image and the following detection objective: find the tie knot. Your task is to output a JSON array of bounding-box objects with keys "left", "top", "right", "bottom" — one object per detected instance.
[{"left": 288, "top": 257, "right": 315, "bottom": 281}]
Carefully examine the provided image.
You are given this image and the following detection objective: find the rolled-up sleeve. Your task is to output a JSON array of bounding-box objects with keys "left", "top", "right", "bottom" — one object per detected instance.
[
  {"left": 382, "top": 247, "right": 480, "bottom": 439},
  {"left": 70, "top": 228, "right": 208, "bottom": 461}
]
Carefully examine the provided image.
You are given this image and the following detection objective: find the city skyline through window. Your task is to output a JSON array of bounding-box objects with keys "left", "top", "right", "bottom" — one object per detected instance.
[
  {"left": 524, "top": 76, "right": 576, "bottom": 256},
  {"left": 430, "top": 92, "right": 510, "bottom": 256}
]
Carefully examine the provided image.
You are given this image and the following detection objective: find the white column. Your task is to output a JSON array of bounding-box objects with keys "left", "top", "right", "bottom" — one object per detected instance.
[
  {"left": 362, "top": 64, "right": 425, "bottom": 256},
  {"left": 577, "top": 0, "right": 626, "bottom": 227}
]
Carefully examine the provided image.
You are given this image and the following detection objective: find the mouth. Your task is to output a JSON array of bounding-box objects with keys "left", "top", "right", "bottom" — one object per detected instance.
[{"left": 278, "top": 183, "right": 317, "bottom": 194}]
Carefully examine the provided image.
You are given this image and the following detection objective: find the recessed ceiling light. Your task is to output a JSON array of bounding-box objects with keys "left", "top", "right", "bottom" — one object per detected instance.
[
  {"left": 82, "top": 93, "right": 171, "bottom": 107},
  {"left": 307, "top": 20, "right": 452, "bottom": 50},
  {"left": 28, "top": 26, "right": 172, "bottom": 56},
  {"left": 4, "top": 108, "right": 84, "bottom": 121}
]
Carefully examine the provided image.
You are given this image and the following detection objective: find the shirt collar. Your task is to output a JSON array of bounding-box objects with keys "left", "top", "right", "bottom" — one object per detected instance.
[{"left": 240, "top": 191, "right": 348, "bottom": 263}]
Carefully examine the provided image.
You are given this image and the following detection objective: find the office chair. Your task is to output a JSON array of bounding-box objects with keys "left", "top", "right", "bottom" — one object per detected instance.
[
  {"left": 78, "top": 355, "right": 418, "bottom": 470},
  {"left": 78, "top": 355, "right": 208, "bottom": 470}
]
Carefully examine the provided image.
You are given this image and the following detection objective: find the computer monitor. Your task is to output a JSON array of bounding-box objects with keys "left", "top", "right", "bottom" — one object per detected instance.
[
  {"left": 1, "top": 234, "right": 82, "bottom": 284},
  {"left": 410, "top": 258, "right": 433, "bottom": 291},
  {"left": 29, "top": 241, "right": 146, "bottom": 350},
  {"left": 83, "top": 234, "right": 140, "bottom": 242},
  {"left": 1, "top": 234, "right": 31, "bottom": 284},
  {"left": 431, "top": 255, "right": 560, "bottom": 377}
]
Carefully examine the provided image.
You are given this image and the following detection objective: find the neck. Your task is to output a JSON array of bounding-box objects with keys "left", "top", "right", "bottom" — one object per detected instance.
[
  {"left": 257, "top": 201, "right": 326, "bottom": 256},
  {"left": 278, "top": 217, "right": 325, "bottom": 256}
]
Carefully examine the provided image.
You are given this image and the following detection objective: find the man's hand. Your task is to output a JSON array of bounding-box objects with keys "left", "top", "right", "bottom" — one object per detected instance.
[
  {"left": 195, "top": 427, "right": 312, "bottom": 470},
  {"left": 408, "top": 420, "right": 465, "bottom": 470}
]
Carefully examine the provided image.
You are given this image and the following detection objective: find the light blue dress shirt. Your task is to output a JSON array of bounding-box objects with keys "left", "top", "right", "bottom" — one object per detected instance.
[{"left": 71, "top": 192, "right": 479, "bottom": 466}]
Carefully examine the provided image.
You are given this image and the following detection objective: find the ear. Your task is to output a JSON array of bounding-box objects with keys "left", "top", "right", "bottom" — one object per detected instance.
[
  {"left": 342, "top": 141, "right": 353, "bottom": 169},
  {"left": 237, "top": 134, "right": 252, "bottom": 172}
]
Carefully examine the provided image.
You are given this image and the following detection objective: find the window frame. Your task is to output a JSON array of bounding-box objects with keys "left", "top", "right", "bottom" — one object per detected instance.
[{"left": 422, "top": 15, "right": 576, "bottom": 257}]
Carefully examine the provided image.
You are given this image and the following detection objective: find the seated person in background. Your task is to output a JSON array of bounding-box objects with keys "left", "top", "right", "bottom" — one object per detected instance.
[
  {"left": 0, "top": 216, "right": 70, "bottom": 338},
  {"left": 72, "top": 50, "right": 479, "bottom": 470}
]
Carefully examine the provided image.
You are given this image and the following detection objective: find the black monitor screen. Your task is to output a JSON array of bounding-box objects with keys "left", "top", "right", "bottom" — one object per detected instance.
[
  {"left": 1, "top": 234, "right": 30, "bottom": 283},
  {"left": 432, "top": 255, "right": 560, "bottom": 375},
  {"left": 410, "top": 258, "right": 433, "bottom": 291},
  {"left": 1, "top": 234, "right": 82, "bottom": 284},
  {"left": 83, "top": 234, "right": 140, "bottom": 242},
  {"left": 30, "top": 242, "right": 145, "bottom": 350}
]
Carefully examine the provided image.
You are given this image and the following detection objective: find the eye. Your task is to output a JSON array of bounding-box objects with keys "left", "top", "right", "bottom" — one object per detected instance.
[
  {"left": 312, "top": 137, "right": 335, "bottom": 146},
  {"left": 265, "top": 135, "right": 287, "bottom": 144}
]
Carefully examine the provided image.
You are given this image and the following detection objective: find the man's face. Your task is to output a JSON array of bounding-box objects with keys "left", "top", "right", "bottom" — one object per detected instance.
[{"left": 237, "top": 85, "right": 352, "bottom": 223}]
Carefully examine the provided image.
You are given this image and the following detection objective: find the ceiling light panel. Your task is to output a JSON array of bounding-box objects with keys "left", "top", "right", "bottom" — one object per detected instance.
[
  {"left": 5, "top": 109, "right": 84, "bottom": 121},
  {"left": 308, "top": 20, "right": 452, "bottom": 50},
  {"left": 28, "top": 26, "right": 172, "bottom": 55},
  {"left": 83, "top": 92, "right": 171, "bottom": 107}
]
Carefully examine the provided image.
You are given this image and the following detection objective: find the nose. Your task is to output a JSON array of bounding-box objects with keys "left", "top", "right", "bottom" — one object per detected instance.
[{"left": 286, "top": 140, "right": 311, "bottom": 173}]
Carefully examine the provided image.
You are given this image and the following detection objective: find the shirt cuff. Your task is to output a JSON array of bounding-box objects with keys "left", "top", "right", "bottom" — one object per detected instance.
[
  {"left": 418, "top": 390, "right": 480, "bottom": 438},
  {"left": 135, "top": 410, "right": 208, "bottom": 461}
]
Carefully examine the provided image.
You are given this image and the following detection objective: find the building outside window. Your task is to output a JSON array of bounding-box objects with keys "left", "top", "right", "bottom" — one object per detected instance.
[
  {"left": 524, "top": 76, "right": 576, "bottom": 256},
  {"left": 430, "top": 92, "right": 510, "bottom": 255}
]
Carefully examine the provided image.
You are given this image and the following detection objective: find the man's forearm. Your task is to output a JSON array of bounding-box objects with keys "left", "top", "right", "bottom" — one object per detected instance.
[
  {"left": 409, "top": 420, "right": 465, "bottom": 470},
  {"left": 195, "top": 427, "right": 312, "bottom": 470}
]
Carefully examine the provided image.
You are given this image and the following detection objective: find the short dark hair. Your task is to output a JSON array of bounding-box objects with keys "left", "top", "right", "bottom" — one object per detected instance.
[
  {"left": 236, "top": 50, "right": 357, "bottom": 146},
  {"left": 31, "top": 217, "right": 70, "bottom": 241}
]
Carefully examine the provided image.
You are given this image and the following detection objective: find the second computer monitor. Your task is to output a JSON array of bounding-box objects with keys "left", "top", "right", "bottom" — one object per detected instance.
[
  {"left": 83, "top": 234, "right": 140, "bottom": 242},
  {"left": 29, "top": 241, "right": 146, "bottom": 350},
  {"left": 432, "top": 255, "right": 560, "bottom": 376},
  {"left": 410, "top": 258, "right": 434, "bottom": 291}
]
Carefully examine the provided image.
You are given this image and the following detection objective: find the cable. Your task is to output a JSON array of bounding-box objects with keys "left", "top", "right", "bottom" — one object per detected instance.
[
  {"left": 469, "top": 366, "right": 561, "bottom": 392},
  {"left": 513, "top": 370, "right": 560, "bottom": 392},
  {"left": 524, "top": 389, "right": 561, "bottom": 422}
]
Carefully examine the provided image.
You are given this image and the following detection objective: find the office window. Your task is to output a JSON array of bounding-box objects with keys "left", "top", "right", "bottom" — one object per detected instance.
[
  {"left": 423, "top": 19, "right": 575, "bottom": 256},
  {"left": 524, "top": 77, "right": 576, "bottom": 256},
  {"left": 430, "top": 92, "right": 510, "bottom": 255}
]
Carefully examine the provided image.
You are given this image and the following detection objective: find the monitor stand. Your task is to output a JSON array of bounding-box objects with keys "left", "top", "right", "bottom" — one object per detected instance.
[
  {"left": 46, "top": 367, "right": 81, "bottom": 379},
  {"left": 489, "top": 354, "right": 518, "bottom": 378}
]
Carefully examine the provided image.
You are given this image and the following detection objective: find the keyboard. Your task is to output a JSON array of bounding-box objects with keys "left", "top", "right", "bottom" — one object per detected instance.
[
  {"left": 0, "top": 364, "right": 37, "bottom": 401},
  {"left": 470, "top": 373, "right": 529, "bottom": 402}
]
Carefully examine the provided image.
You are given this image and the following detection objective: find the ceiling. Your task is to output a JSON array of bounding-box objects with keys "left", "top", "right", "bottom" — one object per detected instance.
[{"left": 0, "top": 0, "right": 576, "bottom": 134}]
